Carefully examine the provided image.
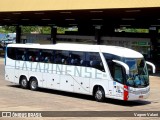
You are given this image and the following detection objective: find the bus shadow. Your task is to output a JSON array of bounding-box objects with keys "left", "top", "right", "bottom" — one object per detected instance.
[
  {"left": 104, "top": 98, "right": 151, "bottom": 107},
  {"left": 8, "top": 85, "right": 151, "bottom": 107},
  {"left": 39, "top": 87, "right": 95, "bottom": 101},
  {"left": 7, "top": 85, "right": 95, "bottom": 101}
]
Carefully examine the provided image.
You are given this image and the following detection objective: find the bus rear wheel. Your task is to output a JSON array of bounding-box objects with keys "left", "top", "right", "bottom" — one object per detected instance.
[
  {"left": 29, "top": 78, "right": 38, "bottom": 91},
  {"left": 20, "top": 76, "right": 28, "bottom": 89},
  {"left": 94, "top": 87, "right": 105, "bottom": 102}
]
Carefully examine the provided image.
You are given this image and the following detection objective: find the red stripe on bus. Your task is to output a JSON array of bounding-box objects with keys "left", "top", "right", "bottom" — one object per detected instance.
[{"left": 124, "top": 85, "right": 128, "bottom": 101}]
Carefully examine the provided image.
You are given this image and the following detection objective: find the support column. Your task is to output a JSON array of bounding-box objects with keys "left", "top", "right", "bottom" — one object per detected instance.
[
  {"left": 16, "top": 26, "right": 21, "bottom": 43},
  {"left": 51, "top": 26, "right": 57, "bottom": 44},
  {"left": 95, "top": 26, "right": 101, "bottom": 45},
  {"left": 149, "top": 26, "right": 159, "bottom": 69}
]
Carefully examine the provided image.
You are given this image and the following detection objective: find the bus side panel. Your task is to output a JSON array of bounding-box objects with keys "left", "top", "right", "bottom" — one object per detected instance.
[
  {"left": 105, "top": 80, "right": 124, "bottom": 100},
  {"left": 60, "top": 74, "right": 74, "bottom": 92},
  {"left": 90, "top": 68, "right": 109, "bottom": 94},
  {"left": 91, "top": 79, "right": 109, "bottom": 95},
  {"left": 29, "top": 71, "right": 43, "bottom": 87},
  {"left": 13, "top": 61, "right": 29, "bottom": 84},
  {"left": 17, "top": 61, "right": 29, "bottom": 83},
  {"left": 5, "top": 66, "right": 15, "bottom": 83},
  {"left": 90, "top": 70, "right": 124, "bottom": 100},
  {"left": 28, "top": 62, "right": 43, "bottom": 87},
  {"left": 14, "top": 67, "right": 19, "bottom": 84},
  {"left": 42, "top": 63, "right": 60, "bottom": 89},
  {"left": 70, "top": 66, "right": 90, "bottom": 95},
  {"left": 43, "top": 73, "right": 60, "bottom": 90},
  {"left": 73, "top": 76, "right": 90, "bottom": 95},
  {"left": 5, "top": 58, "right": 16, "bottom": 83}
]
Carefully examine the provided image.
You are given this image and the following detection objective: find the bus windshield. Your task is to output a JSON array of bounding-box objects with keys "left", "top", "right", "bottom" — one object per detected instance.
[
  {"left": 103, "top": 53, "right": 149, "bottom": 88},
  {"left": 123, "top": 58, "right": 149, "bottom": 87}
]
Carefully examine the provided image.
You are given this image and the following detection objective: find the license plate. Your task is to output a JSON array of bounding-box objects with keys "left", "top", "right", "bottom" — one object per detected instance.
[{"left": 139, "top": 95, "right": 143, "bottom": 99}]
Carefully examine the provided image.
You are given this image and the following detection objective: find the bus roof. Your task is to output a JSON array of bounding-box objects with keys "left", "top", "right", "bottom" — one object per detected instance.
[{"left": 7, "top": 43, "right": 143, "bottom": 58}]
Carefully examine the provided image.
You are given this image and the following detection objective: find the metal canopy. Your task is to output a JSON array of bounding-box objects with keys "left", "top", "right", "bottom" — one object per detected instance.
[{"left": 0, "top": 7, "right": 160, "bottom": 28}]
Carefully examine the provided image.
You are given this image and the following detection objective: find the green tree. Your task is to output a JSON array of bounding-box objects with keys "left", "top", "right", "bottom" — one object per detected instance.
[
  {"left": 41, "top": 27, "right": 51, "bottom": 34},
  {"left": 2, "top": 26, "right": 16, "bottom": 33}
]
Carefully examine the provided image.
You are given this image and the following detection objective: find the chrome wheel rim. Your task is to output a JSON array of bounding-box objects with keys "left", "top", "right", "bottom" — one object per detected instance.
[
  {"left": 21, "top": 79, "right": 27, "bottom": 87},
  {"left": 31, "top": 81, "right": 37, "bottom": 89},
  {"left": 96, "top": 90, "right": 103, "bottom": 100}
]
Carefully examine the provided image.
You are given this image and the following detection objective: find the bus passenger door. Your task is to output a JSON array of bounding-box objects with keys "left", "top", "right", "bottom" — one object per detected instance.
[
  {"left": 112, "top": 64, "right": 124, "bottom": 99},
  {"left": 112, "top": 60, "right": 130, "bottom": 99}
]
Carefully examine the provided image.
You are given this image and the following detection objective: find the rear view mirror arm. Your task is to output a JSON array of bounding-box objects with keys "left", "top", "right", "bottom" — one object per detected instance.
[
  {"left": 112, "top": 60, "right": 130, "bottom": 75},
  {"left": 146, "top": 61, "right": 156, "bottom": 73}
]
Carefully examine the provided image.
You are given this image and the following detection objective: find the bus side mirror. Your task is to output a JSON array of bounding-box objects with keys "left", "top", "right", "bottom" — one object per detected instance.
[
  {"left": 112, "top": 60, "right": 130, "bottom": 75},
  {"left": 146, "top": 61, "right": 156, "bottom": 73}
]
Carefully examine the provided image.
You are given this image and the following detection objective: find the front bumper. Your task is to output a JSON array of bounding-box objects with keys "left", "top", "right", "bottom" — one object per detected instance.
[{"left": 127, "top": 86, "right": 150, "bottom": 100}]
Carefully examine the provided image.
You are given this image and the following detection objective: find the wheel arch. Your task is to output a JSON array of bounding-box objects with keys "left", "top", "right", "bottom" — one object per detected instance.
[
  {"left": 92, "top": 84, "right": 105, "bottom": 96},
  {"left": 29, "top": 76, "right": 38, "bottom": 83},
  {"left": 19, "top": 75, "right": 28, "bottom": 84}
]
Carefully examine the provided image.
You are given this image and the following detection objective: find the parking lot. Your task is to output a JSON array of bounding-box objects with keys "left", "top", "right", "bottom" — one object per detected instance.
[{"left": 0, "top": 58, "right": 160, "bottom": 120}]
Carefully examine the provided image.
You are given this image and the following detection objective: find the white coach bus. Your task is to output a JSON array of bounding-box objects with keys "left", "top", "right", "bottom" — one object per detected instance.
[{"left": 5, "top": 43, "right": 155, "bottom": 102}]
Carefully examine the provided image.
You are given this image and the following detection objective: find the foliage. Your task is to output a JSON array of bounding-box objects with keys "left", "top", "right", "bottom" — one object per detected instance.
[
  {"left": 57, "top": 27, "right": 65, "bottom": 34},
  {"left": 57, "top": 27, "right": 78, "bottom": 34},
  {"left": 115, "top": 27, "right": 149, "bottom": 33},
  {"left": 2, "top": 26, "right": 16, "bottom": 33},
  {"left": 21, "top": 26, "right": 38, "bottom": 33},
  {"left": 0, "top": 26, "right": 78, "bottom": 34},
  {"left": 0, "top": 26, "right": 51, "bottom": 34},
  {"left": 41, "top": 27, "right": 51, "bottom": 34}
]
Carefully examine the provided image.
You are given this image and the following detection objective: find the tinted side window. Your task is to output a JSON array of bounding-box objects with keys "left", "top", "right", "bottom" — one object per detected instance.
[
  {"left": 103, "top": 53, "right": 121, "bottom": 61},
  {"left": 40, "top": 50, "right": 53, "bottom": 63},
  {"left": 7, "top": 47, "right": 16, "bottom": 60},
  {"left": 114, "top": 64, "right": 124, "bottom": 84},
  {"left": 86, "top": 52, "right": 105, "bottom": 71},
  {"left": 54, "top": 50, "right": 69, "bottom": 64},
  {"left": 103, "top": 53, "right": 121, "bottom": 72},
  {"left": 67, "top": 51, "right": 85, "bottom": 66},
  {"left": 16, "top": 48, "right": 26, "bottom": 61},
  {"left": 108, "top": 63, "right": 124, "bottom": 84},
  {"left": 27, "top": 49, "right": 39, "bottom": 62}
]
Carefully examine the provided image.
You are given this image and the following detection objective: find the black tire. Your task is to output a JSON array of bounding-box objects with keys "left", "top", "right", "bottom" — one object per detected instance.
[
  {"left": 20, "top": 76, "right": 28, "bottom": 89},
  {"left": 94, "top": 87, "right": 105, "bottom": 102},
  {"left": 29, "top": 78, "right": 38, "bottom": 91}
]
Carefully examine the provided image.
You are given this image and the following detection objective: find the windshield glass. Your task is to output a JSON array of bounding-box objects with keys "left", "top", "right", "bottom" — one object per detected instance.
[
  {"left": 103, "top": 53, "right": 149, "bottom": 88},
  {"left": 124, "top": 58, "right": 149, "bottom": 87}
]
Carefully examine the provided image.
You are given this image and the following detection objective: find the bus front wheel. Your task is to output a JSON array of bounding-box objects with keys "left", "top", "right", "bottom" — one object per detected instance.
[
  {"left": 20, "top": 76, "right": 28, "bottom": 89},
  {"left": 29, "top": 78, "right": 38, "bottom": 91},
  {"left": 94, "top": 87, "right": 105, "bottom": 102}
]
